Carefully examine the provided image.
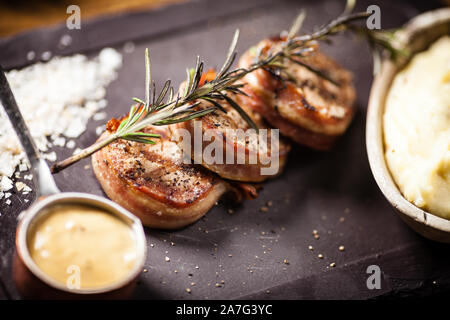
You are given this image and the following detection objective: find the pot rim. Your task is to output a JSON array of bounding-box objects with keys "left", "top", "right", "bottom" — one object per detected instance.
[{"left": 16, "top": 192, "right": 147, "bottom": 295}]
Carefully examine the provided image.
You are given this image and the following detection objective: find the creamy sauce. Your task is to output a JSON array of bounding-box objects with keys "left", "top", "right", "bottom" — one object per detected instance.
[
  {"left": 28, "top": 204, "right": 137, "bottom": 289},
  {"left": 384, "top": 36, "right": 450, "bottom": 219}
]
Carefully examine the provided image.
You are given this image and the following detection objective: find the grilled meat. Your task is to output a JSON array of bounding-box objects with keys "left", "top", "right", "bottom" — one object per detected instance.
[
  {"left": 171, "top": 80, "right": 291, "bottom": 182},
  {"left": 92, "top": 125, "right": 229, "bottom": 229},
  {"left": 239, "top": 38, "right": 356, "bottom": 150}
]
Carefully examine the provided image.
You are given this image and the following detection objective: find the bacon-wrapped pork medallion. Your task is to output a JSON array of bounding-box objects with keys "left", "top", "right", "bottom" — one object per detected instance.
[
  {"left": 171, "top": 74, "right": 291, "bottom": 182},
  {"left": 238, "top": 38, "right": 356, "bottom": 150},
  {"left": 92, "top": 123, "right": 230, "bottom": 229}
]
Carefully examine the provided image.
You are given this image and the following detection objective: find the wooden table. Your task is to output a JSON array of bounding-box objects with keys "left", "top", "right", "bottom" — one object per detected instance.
[{"left": 0, "top": 0, "right": 184, "bottom": 37}]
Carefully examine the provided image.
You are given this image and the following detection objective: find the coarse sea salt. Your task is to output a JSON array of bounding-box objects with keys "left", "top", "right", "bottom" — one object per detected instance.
[
  {"left": 19, "top": 163, "right": 28, "bottom": 172},
  {"left": 66, "top": 140, "right": 76, "bottom": 149},
  {"left": 15, "top": 181, "right": 27, "bottom": 192},
  {"left": 42, "top": 151, "right": 57, "bottom": 162},
  {"left": 0, "top": 176, "right": 13, "bottom": 192},
  {"left": 0, "top": 48, "right": 122, "bottom": 201},
  {"left": 93, "top": 112, "right": 107, "bottom": 121},
  {"left": 96, "top": 125, "right": 105, "bottom": 136}
]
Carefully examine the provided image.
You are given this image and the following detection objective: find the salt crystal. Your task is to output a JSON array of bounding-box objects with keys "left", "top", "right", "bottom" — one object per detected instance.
[
  {"left": 41, "top": 51, "right": 52, "bottom": 61},
  {"left": 42, "top": 151, "right": 57, "bottom": 162},
  {"left": 5, "top": 199, "right": 11, "bottom": 205},
  {"left": 27, "top": 51, "right": 36, "bottom": 61},
  {"left": 73, "top": 148, "right": 82, "bottom": 155},
  {"left": 0, "top": 176, "right": 13, "bottom": 192},
  {"left": 58, "top": 34, "right": 72, "bottom": 48},
  {"left": 64, "top": 117, "right": 87, "bottom": 138},
  {"left": 85, "top": 101, "right": 99, "bottom": 113},
  {"left": 66, "top": 140, "right": 76, "bottom": 149},
  {"left": 52, "top": 136, "right": 66, "bottom": 147},
  {"left": 93, "top": 112, "right": 107, "bottom": 121},
  {"left": 96, "top": 126, "right": 104, "bottom": 136},
  {"left": 99, "top": 48, "right": 123, "bottom": 75},
  {"left": 0, "top": 153, "right": 18, "bottom": 177},
  {"left": 16, "top": 181, "right": 26, "bottom": 192},
  {"left": 4, "top": 192, "right": 11, "bottom": 199},
  {"left": 124, "top": 41, "right": 135, "bottom": 54},
  {"left": 98, "top": 99, "right": 108, "bottom": 109},
  {"left": 19, "top": 163, "right": 28, "bottom": 172}
]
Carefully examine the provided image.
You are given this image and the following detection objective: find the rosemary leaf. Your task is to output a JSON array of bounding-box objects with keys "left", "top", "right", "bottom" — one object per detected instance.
[
  {"left": 216, "top": 29, "right": 240, "bottom": 79},
  {"left": 153, "top": 107, "right": 217, "bottom": 125},
  {"left": 145, "top": 48, "right": 151, "bottom": 110},
  {"left": 202, "top": 97, "right": 228, "bottom": 113},
  {"left": 151, "top": 81, "right": 156, "bottom": 108},
  {"left": 167, "top": 86, "right": 174, "bottom": 105},
  {"left": 287, "top": 56, "right": 340, "bottom": 86},
  {"left": 343, "top": 0, "right": 356, "bottom": 15},
  {"left": 123, "top": 136, "right": 156, "bottom": 144},
  {"left": 185, "top": 68, "right": 195, "bottom": 97},
  {"left": 220, "top": 94, "right": 258, "bottom": 131},
  {"left": 190, "top": 57, "right": 203, "bottom": 96},
  {"left": 156, "top": 80, "right": 172, "bottom": 106},
  {"left": 288, "top": 10, "right": 306, "bottom": 39},
  {"left": 132, "top": 97, "right": 146, "bottom": 105},
  {"left": 116, "top": 116, "right": 128, "bottom": 132},
  {"left": 123, "top": 132, "right": 161, "bottom": 138}
]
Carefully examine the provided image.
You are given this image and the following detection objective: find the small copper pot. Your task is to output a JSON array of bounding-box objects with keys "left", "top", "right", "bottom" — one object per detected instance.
[{"left": 13, "top": 193, "right": 147, "bottom": 300}]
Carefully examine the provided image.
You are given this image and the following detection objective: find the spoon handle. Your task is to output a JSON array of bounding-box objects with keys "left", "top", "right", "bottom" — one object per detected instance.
[{"left": 0, "top": 67, "right": 59, "bottom": 197}]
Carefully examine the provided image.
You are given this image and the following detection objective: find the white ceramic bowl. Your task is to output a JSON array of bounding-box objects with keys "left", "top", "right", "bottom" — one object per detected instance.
[{"left": 366, "top": 8, "right": 450, "bottom": 243}]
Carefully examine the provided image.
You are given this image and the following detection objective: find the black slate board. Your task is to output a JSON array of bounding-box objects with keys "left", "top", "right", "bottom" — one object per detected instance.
[{"left": 0, "top": 0, "right": 449, "bottom": 300}]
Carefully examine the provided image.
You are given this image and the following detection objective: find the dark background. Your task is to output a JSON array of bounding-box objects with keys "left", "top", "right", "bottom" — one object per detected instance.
[{"left": 0, "top": 0, "right": 449, "bottom": 300}]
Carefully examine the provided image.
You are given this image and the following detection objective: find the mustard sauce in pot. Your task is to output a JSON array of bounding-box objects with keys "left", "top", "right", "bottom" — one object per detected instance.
[{"left": 27, "top": 204, "right": 138, "bottom": 289}]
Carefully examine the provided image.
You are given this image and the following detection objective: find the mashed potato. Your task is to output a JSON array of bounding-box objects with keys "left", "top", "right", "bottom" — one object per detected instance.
[{"left": 384, "top": 36, "right": 450, "bottom": 219}]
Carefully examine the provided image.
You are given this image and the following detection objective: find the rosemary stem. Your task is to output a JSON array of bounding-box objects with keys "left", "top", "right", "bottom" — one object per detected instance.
[
  {"left": 51, "top": 104, "right": 192, "bottom": 173},
  {"left": 50, "top": 133, "right": 118, "bottom": 173}
]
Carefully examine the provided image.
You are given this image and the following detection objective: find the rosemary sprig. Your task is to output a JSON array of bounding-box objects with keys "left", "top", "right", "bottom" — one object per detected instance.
[
  {"left": 51, "top": 32, "right": 246, "bottom": 173},
  {"left": 51, "top": 3, "right": 404, "bottom": 174}
]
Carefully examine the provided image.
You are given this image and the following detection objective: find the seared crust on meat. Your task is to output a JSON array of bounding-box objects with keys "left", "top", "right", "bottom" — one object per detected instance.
[
  {"left": 239, "top": 38, "right": 356, "bottom": 150},
  {"left": 92, "top": 125, "right": 228, "bottom": 229},
  {"left": 171, "top": 89, "right": 291, "bottom": 182}
]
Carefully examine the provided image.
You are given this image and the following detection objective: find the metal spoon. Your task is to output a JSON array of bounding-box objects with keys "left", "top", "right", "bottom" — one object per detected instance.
[{"left": 0, "top": 67, "right": 146, "bottom": 298}]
